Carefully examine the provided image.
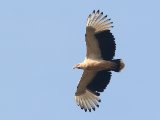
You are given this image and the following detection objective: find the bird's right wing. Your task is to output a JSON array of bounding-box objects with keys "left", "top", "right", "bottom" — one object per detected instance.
[
  {"left": 75, "top": 70, "right": 112, "bottom": 112},
  {"left": 75, "top": 70, "right": 100, "bottom": 112}
]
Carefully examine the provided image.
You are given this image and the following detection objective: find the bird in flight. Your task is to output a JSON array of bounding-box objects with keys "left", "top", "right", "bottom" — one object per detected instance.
[{"left": 73, "top": 10, "right": 125, "bottom": 112}]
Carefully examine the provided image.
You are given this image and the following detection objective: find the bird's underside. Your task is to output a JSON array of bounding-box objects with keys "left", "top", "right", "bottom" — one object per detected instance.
[
  {"left": 74, "top": 10, "right": 125, "bottom": 112},
  {"left": 79, "top": 59, "right": 117, "bottom": 71}
]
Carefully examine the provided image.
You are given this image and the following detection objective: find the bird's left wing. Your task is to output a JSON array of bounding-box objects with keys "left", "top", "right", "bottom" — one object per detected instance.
[
  {"left": 85, "top": 10, "right": 101, "bottom": 59},
  {"left": 85, "top": 10, "right": 114, "bottom": 60}
]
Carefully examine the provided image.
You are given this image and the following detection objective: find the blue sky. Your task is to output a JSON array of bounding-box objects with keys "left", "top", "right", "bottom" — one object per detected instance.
[{"left": 0, "top": 0, "right": 160, "bottom": 120}]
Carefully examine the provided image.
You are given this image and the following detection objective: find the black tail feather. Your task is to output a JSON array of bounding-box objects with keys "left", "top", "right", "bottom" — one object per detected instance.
[{"left": 111, "top": 59, "right": 124, "bottom": 72}]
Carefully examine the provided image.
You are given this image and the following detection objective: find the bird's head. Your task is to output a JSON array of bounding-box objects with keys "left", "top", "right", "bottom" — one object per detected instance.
[{"left": 73, "top": 64, "right": 82, "bottom": 69}]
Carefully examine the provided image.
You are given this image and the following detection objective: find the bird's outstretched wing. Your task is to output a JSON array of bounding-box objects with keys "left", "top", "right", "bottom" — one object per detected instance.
[
  {"left": 85, "top": 10, "right": 116, "bottom": 60},
  {"left": 75, "top": 70, "right": 111, "bottom": 112}
]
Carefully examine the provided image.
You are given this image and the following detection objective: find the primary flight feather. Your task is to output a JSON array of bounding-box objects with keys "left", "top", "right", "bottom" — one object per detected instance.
[{"left": 73, "top": 10, "right": 125, "bottom": 112}]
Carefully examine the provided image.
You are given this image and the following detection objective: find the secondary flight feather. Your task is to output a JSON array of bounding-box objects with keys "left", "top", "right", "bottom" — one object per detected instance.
[{"left": 73, "top": 10, "right": 125, "bottom": 112}]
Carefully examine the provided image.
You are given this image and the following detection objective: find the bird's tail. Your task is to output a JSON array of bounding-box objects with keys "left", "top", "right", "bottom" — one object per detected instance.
[
  {"left": 75, "top": 90, "right": 101, "bottom": 112},
  {"left": 111, "top": 59, "right": 125, "bottom": 72}
]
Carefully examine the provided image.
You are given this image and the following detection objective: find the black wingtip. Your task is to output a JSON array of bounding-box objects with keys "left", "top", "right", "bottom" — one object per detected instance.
[
  {"left": 101, "top": 12, "right": 103, "bottom": 15},
  {"left": 93, "top": 10, "right": 95, "bottom": 13},
  {"left": 89, "top": 109, "right": 91, "bottom": 112},
  {"left": 98, "top": 99, "right": 101, "bottom": 102},
  {"left": 104, "top": 15, "right": 107, "bottom": 18},
  {"left": 85, "top": 109, "right": 87, "bottom": 112},
  {"left": 97, "top": 10, "right": 100, "bottom": 13},
  {"left": 92, "top": 108, "right": 95, "bottom": 111},
  {"left": 94, "top": 92, "right": 100, "bottom": 96},
  {"left": 96, "top": 105, "right": 99, "bottom": 108}
]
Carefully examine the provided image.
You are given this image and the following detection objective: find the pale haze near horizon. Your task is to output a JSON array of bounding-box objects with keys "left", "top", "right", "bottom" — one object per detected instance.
[{"left": 0, "top": 0, "right": 160, "bottom": 120}]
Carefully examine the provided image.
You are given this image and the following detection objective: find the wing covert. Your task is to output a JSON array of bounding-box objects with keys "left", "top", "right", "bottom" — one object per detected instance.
[{"left": 76, "top": 70, "right": 96, "bottom": 96}]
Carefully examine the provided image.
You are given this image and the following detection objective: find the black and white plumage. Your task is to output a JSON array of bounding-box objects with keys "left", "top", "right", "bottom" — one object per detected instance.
[{"left": 73, "top": 10, "right": 125, "bottom": 112}]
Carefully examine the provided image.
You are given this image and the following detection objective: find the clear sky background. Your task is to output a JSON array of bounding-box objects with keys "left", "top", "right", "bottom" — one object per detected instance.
[{"left": 0, "top": 0, "right": 160, "bottom": 120}]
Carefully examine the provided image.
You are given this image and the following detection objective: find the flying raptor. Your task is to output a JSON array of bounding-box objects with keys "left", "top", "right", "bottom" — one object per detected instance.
[{"left": 73, "top": 10, "right": 125, "bottom": 112}]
